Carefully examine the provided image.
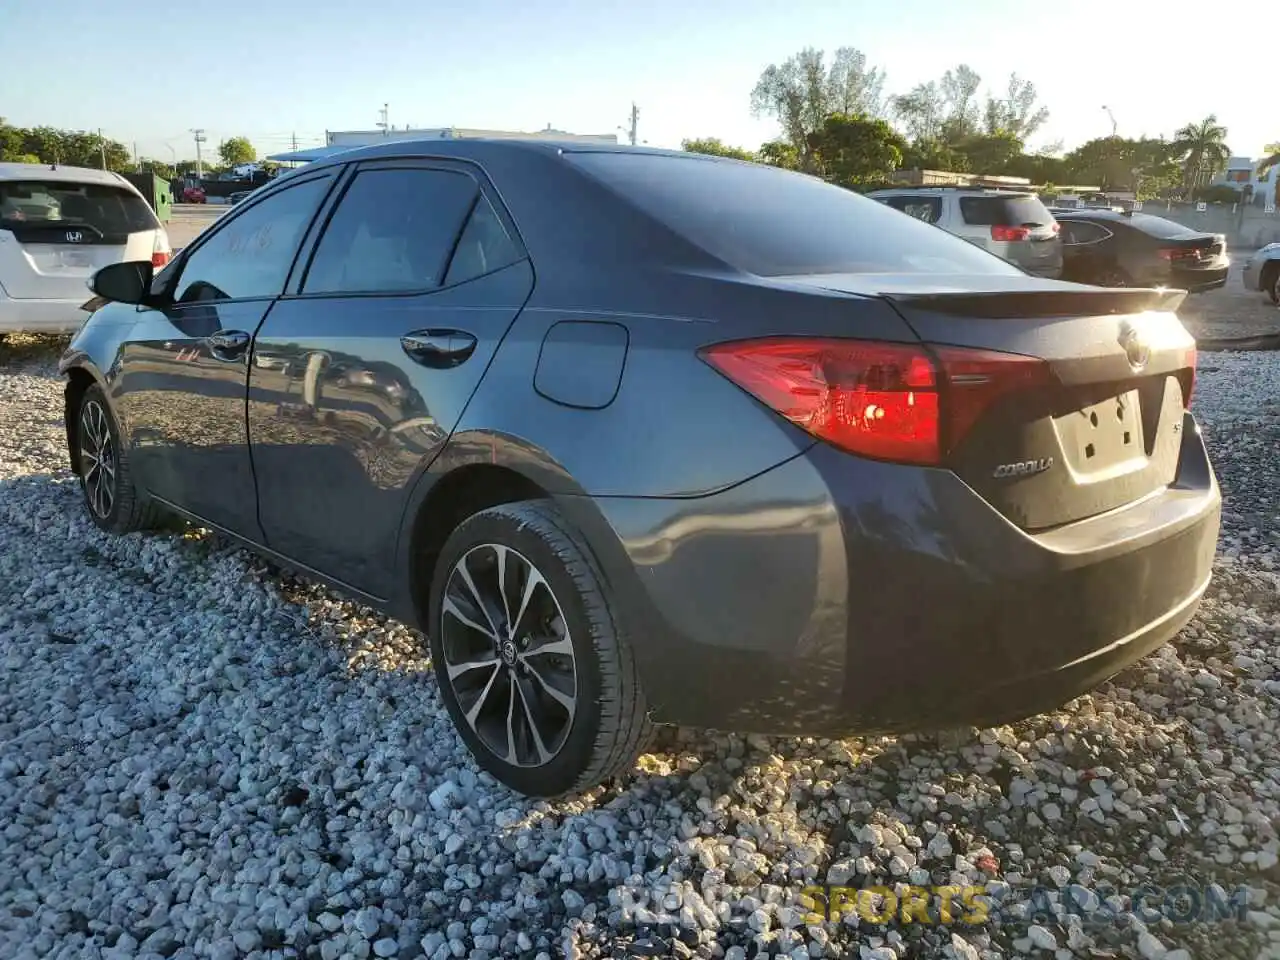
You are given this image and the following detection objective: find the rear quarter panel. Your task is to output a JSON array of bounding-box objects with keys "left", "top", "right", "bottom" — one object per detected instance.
[{"left": 452, "top": 269, "right": 921, "bottom": 498}]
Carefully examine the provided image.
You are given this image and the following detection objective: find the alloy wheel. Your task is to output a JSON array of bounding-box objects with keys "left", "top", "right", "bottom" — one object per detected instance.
[
  {"left": 79, "top": 399, "right": 116, "bottom": 519},
  {"left": 439, "top": 544, "right": 578, "bottom": 767}
]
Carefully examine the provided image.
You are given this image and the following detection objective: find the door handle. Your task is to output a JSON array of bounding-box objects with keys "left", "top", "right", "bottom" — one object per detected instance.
[
  {"left": 401, "top": 329, "right": 478, "bottom": 368},
  {"left": 208, "top": 329, "right": 251, "bottom": 358}
]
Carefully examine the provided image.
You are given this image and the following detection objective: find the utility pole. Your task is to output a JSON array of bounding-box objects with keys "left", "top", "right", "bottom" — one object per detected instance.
[
  {"left": 191, "top": 129, "right": 206, "bottom": 179},
  {"left": 377, "top": 103, "right": 390, "bottom": 136},
  {"left": 1102, "top": 105, "right": 1118, "bottom": 138},
  {"left": 133, "top": 142, "right": 139, "bottom": 172},
  {"left": 98, "top": 129, "right": 107, "bottom": 169},
  {"left": 627, "top": 103, "right": 639, "bottom": 146},
  {"left": 291, "top": 131, "right": 298, "bottom": 152}
]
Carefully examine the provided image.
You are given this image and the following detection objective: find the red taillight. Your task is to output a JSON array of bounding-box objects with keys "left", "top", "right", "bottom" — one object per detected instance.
[
  {"left": 152, "top": 251, "right": 170, "bottom": 267},
  {"left": 991, "top": 225, "right": 1030, "bottom": 242},
  {"left": 700, "top": 338, "right": 1054, "bottom": 466}
]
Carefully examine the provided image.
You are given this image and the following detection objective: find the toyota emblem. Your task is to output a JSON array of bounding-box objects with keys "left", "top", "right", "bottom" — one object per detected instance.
[
  {"left": 1117, "top": 320, "right": 1150, "bottom": 372},
  {"left": 65, "top": 231, "right": 83, "bottom": 244}
]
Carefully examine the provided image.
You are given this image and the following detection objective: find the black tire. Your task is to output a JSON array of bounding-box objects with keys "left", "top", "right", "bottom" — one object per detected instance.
[
  {"left": 1095, "top": 263, "right": 1131, "bottom": 287},
  {"left": 1263, "top": 263, "right": 1280, "bottom": 305},
  {"left": 75, "top": 384, "right": 165, "bottom": 534},
  {"left": 427, "top": 499, "right": 651, "bottom": 797}
]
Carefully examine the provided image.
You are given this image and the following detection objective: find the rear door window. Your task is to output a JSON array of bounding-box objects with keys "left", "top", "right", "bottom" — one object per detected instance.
[
  {"left": 0, "top": 180, "right": 158, "bottom": 243},
  {"left": 959, "top": 195, "right": 1053, "bottom": 228},
  {"left": 303, "top": 168, "right": 479, "bottom": 294},
  {"left": 880, "top": 195, "right": 943, "bottom": 224},
  {"left": 564, "top": 152, "right": 1020, "bottom": 277}
]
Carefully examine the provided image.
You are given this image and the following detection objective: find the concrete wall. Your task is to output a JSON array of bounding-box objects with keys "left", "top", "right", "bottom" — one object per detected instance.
[{"left": 1128, "top": 201, "right": 1280, "bottom": 250}]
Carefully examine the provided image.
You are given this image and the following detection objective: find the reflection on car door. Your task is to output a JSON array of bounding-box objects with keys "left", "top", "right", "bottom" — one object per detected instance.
[
  {"left": 117, "top": 173, "right": 335, "bottom": 537},
  {"left": 248, "top": 161, "right": 534, "bottom": 595}
]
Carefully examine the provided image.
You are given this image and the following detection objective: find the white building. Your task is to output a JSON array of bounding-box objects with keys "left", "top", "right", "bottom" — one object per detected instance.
[{"left": 1212, "top": 156, "right": 1274, "bottom": 204}]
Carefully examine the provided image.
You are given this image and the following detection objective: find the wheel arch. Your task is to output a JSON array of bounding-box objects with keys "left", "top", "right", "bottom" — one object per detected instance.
[
  {"left": 397, "top": 429, "right": 586, "bottom": 628},
  {"left": 61, "top": 361, "right": 107, "bottom": 477}
]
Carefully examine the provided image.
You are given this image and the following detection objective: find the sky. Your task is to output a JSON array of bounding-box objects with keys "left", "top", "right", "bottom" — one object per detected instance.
[{"left": 4, "top": 0, "right": 1273, "bottom": 165}]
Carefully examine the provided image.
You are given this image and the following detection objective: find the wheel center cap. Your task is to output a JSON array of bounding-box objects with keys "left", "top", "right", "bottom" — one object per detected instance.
[{"left": 500, "top": 640, "right": 517, "bottom": 666}]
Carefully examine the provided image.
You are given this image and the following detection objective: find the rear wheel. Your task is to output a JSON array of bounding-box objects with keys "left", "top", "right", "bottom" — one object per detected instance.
[
  {"left": 76, "top": 384, "right": 164, "bottom": 534},
  {"left": 1095, "top": 263, "right": 1131, "bottom": 287},
  {"left": 427, "top": 499, "right": 651, "bottom": 797}
]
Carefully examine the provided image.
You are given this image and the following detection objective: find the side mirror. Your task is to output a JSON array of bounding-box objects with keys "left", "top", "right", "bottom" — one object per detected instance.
[{"left": 89, "top": 261, "right": 155, "bottom": 305}]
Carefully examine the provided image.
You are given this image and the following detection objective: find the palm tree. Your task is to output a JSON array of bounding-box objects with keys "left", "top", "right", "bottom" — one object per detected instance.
[
  {"left": 1173, "top": 115, "right": 1231, "bottom": 194},
  {"left": 1257, "top": 142, "right": 1280, "bottom": 176}
]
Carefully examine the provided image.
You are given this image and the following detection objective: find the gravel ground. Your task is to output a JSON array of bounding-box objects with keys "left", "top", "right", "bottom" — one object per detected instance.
[
  {"left": 1177, "top": 262, "right": 1280, "bottom": 342},
  {"left": 2, "top": 336, "right": 1280, "bottom": 960}
]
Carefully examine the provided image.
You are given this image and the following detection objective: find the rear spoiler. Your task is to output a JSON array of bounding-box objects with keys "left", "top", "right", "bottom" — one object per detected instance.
[{"left": 877, "top": 286, "right": 1188, "bottom": 319}]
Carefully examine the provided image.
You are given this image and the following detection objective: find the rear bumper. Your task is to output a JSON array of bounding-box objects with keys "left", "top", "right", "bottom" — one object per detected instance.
[
  {"left": 0, "top": 295, "right": 88, "bottom": 334},
  {"left": 1171, "top": 265, "right": 1229, "bottom": 293},
  {"left": 568, "top": 412, "right": 1220, "bottom": 735}
]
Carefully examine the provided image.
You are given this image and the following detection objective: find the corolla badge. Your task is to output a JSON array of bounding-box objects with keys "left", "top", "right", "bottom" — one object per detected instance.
[
  {"left": 1117, "top": 320, "right": 1151, "bottom": 371},
  {"left": 993, "top": 457, "right": 1053, "bottom": 479}
]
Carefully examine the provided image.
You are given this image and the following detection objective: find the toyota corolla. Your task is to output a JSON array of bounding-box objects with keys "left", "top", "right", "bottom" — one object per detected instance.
[{"left": 60, "top": 140, "right": 1220, "bottom": 797}]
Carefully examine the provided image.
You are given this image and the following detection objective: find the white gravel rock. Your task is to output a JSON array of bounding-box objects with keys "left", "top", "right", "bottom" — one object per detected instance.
[{"left": 2, "top": 344, "right": 1279, "bottom": 960}]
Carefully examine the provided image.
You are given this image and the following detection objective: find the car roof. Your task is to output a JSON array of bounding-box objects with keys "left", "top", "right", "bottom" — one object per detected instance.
[
  {"left": 297, "top": 137, "right": 705, "bottom": 174},
  {"left": 0, "top": 161, "right": 130, "bottom": 187}
]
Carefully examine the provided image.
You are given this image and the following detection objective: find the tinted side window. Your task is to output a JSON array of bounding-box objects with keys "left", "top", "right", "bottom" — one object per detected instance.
[
  {"left": 175, "top": 176, "right": 332, "bottom": 303},
  {"left": 959, "top": 195, "right": 1053, "bottom": 227},
  {"left": 443, "top": 194, "right": 524, "bottom": 286},
  {"left": 883, "top": 195, "right": 942, "bottom": 224},
  {"left": 564, "top": 153, "right": 1020, "bottom": 277},
  {"left": 303, "top": 168, "right": 479, "bottom": 294},
  {"left": 1062, "top": 221, "right": 1111, "bottom": 245}
]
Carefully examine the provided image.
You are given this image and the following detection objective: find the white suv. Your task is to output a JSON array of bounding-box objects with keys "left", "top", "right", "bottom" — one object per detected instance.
[
  {"left": 866, "top": 187, "right": 1063, "bottom": 278},
  {"left": 0, "top": 163, "right": 171, "bottom": 335}
]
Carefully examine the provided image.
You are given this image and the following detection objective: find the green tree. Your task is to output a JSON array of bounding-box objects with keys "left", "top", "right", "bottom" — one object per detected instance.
[
  {"left": 218, "top": 136, "right": 257, "bottom": 166},
  {"left": 757, "top": 139, "right": 800, "bottom": 170},
  {"left": 1172, "top": 116, "right": 1230, "bottom": 194},
  {"left": 807, "top": 113, "right": 905, "bottom": 186},
  {"left": 750, "top": 46, "right": 887, "bottom": 170},
  {"left": 1064, "top": 136, "right": 1181, "bottom": 197},
  {"left": 982, "top": 73, "right": 1049, "bottom": 140},
  {"left": 138, "top": 158, "right": 176, "bottom": 180},
  {"left": 681, "top": 138, "right": 755, "bottom": 161},
  {"left": 1256, "top": 141, "right": 1280, "bottom": 176},
  {"left": 899, "top": 137, "right": 970, "bottom": 173},
  {"left": 953, "top": 133, "right": 1023, "bottom": 175}
]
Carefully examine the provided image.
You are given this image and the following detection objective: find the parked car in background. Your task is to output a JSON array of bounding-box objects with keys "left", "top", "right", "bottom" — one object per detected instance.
[
  {"left": 1242, "top": 243, "right": 1280, "bottom": 303},
  {"left": 181, "top": 185, "right": 206, "bottom": 204},
  {"left": 62, "top": 142, "right": 1216, "bottom": 797},
  {"left": 0, "top": 162, "right": 171, "bottom": 335},
  {"left": 866, "top": 186, "right": 1063, "bottom": 278},
  {"left": 1050, "top": 208, "right": 1228, "bottom": 292},
  {"left": 228, "top": 190, "right": 255, "bottom": 205}
]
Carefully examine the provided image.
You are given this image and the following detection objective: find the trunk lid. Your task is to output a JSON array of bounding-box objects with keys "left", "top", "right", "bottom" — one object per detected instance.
[{"left": 779, "top": 273, "right": 1197, "bottom": 531}]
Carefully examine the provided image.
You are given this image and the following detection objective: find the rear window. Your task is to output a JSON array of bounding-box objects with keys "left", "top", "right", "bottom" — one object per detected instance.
[
  {"left": 0, "top": 180, "right": 158, "bottom": 237},
  {"left": 1125, "top": 213, "right": 1202, "bottom": 240},
  {"left": 564, "top": 152, "right": 1022, "bottom": 278},
  {"left": 959, "top": 195, "right": 1053, "bottom": 228}
]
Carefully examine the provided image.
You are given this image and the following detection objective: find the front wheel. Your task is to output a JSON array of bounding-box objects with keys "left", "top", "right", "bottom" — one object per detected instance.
[
  {"left": 75, "top": 384, "right": 164, "bottom": 534},
  {"left": 1263, "top": 263, "right": 1280, "bottom": 304},
  {"left": 427, "top": 499, "right": 651, "bottom": 797}
]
